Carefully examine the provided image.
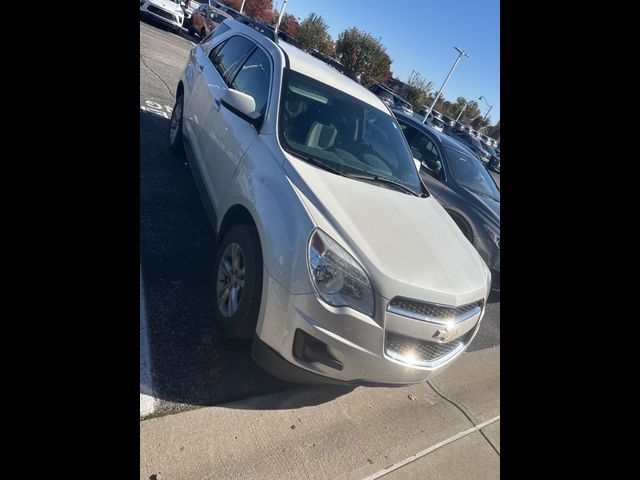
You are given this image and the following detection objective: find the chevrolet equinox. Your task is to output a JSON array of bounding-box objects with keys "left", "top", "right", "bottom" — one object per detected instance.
[{"left": 168, "top": 19, "right": 492, "bottom": 385}]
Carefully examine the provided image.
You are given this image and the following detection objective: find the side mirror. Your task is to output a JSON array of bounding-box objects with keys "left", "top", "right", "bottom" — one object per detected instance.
[{"left": 220, "top": 88, "right": 262, "bottom": 127}]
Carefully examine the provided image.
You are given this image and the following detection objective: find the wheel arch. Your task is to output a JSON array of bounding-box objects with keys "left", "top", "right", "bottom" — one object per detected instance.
[{"left": 445, "top": 208, "right": 475, "bottom": 245}]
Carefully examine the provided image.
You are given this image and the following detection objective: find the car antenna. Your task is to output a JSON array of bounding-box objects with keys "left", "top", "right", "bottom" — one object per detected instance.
[{"left": 273, "top": 0, "right": 289, "bottom": 43}]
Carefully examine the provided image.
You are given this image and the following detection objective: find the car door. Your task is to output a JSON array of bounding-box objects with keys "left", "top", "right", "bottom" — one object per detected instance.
[
  {"left": 186, "top": 35, "right": 253, "bottom": 209},
  {"left": 199, "top": 36, "right": 272, "bottom": 211}
]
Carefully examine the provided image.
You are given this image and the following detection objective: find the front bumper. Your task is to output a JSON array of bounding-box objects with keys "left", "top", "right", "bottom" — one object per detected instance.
[
  {"left": 254, "top": 271, "right": 485, "bottom": 385},
  {"left": 140, "top": 2, "right": 184, "bottom": 29}
]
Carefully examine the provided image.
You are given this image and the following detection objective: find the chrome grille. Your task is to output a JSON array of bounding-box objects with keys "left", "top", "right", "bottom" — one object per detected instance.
[
  {"left": 147, "top": 5, "right": 177, "bottom": 22},
  {"left": 385, "top": 329, "right": 475, "bottom": 367},
  {"left": 387, "top": 297, "right": 483, "bottom": 324}
]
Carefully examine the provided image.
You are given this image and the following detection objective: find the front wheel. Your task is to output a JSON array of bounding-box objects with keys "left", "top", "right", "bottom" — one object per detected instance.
[
  {"left": 214, "top": 225, "right": 263, "bottom": 339},
  {"left": 168, "top": 92, "right": 184, "bottom": 156}
]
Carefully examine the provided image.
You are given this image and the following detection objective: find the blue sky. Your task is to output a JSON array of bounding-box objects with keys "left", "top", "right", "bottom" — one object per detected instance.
[{"left": 275, "top": 0, "right": 500, "bottom": 123}]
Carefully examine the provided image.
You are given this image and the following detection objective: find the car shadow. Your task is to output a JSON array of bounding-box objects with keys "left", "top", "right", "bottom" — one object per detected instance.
[{"left": 140, "top": 109, "right": 353, "bottom": 410}]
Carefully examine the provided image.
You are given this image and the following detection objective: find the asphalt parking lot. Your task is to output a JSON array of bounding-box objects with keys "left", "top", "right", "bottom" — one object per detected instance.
[{"left": 139, "top": 19, "right": 500, "bottom": 418}]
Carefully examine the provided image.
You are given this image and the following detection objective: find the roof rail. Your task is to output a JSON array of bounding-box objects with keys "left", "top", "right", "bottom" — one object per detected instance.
[
  {"left": 234, "top": 16, "right": 277, "bottom": 41},
  {"left": 308, "top": 49, "right": 361, "bottom": 83}
]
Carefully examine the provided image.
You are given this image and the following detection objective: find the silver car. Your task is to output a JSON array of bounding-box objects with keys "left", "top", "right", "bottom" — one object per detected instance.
[{"left": 168, "top": 19, "right": 491, "bottom": 385}]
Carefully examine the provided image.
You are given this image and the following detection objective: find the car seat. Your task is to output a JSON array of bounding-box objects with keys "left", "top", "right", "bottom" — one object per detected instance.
[{"left": 306, "top": 122, "right": 337, "bottom": 149}]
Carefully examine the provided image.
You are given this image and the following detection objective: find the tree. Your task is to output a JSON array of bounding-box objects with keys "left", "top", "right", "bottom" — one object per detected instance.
[
  {"left": 397, "top": 70, "right": 434, "bottom": 107},
  {"left": 276, "top": 12, "right": 300, "bottom": 37},
  {"left": 219, "top": 0, "right": 242, "bottom": 11},
  {"left": 221, "top": 0, "right": 273, "bottom": 21},
  {"left": 486, "top": 121, "right": 500, "bottom": 140},
  {"left": 296, "top": 12, "right": 334, "bottom": 55},
  {"left": 244, "top": 0, "right": 273, "bottom": 21},
  {"left": 335, "top": 27, "right": 392, "bottom": 84}
]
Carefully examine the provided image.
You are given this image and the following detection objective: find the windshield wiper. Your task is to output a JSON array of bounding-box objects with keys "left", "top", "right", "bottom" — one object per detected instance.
[
  {"left": 284, "top": 148, "right": 347, "bottom": 177},
  {"left": 285, "top": 148, "right": 421, "bottom": 197},
  {"left": 345, "top": 173, "right": 420, "bottom": 196}
]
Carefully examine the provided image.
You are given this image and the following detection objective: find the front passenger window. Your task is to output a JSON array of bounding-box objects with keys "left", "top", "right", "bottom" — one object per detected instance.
[
  {"left": 209, "top": 35, "right": 255, "bottom": 84},
  {"left": 230, "top": 48, "right": 271, "bottom": 118}
]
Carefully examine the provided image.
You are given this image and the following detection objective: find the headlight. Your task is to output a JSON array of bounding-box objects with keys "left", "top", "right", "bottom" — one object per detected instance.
[
  {"left": 307, "top": 229, "right": 375, "bottom": 317},
  {"left": 485, "top": 225, "right": 500, "bottom": 250}
]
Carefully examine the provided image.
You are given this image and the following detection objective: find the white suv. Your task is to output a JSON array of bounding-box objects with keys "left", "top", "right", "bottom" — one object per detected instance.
[
  {"left": 168, "top": 20, "right": 491, "bottom": 385},
  {"left": 140, "top": 0, "right": 184, "bottom": 33}
]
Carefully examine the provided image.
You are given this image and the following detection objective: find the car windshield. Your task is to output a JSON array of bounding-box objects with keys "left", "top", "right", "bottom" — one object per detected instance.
[
  {"left": 279, "top": 69, "right": 422, "bottom": 195},
  {"left": 445, "top": 147, "right": 499, "bottom": 201}
]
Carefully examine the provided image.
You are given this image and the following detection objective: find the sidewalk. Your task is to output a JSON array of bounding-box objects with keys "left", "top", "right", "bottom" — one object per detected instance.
[{"left": 140, "top": 346, "right": 499, "bottom": 480}]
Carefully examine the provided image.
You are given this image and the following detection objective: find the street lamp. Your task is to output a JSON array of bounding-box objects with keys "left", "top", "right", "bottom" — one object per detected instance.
[
  {"left": 454, "top": 96, "right": 482, "bottom": 123},
  {"left": 422, "top": 46, "right": 470, "bottom": 124},
  {"left": 274, "top": 0, "right": 288, "bottom": 35},
  {"left": 479, "top": 95, "right": 493, "bottom": 121}
]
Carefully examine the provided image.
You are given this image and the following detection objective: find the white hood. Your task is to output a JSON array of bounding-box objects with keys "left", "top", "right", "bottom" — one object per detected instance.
[{"left": 284, "top": 155, "right": 490, "bottom": 306}]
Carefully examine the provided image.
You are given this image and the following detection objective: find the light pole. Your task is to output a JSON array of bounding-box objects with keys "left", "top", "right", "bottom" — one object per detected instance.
[
  {"left": 455, "top": 96, "right": 483, "bottom": 123},
  {"left": 422, "top": 46, "right": 470, "bottom": 124},
  {"left": 240, "top": 0, "right": 246, "bottom": 13},
  {"left": 274, "top": 0, "right": 288, "bottom": 35},
  {"left": 479, "top": 95, "right": 493, "bottom": 121}
]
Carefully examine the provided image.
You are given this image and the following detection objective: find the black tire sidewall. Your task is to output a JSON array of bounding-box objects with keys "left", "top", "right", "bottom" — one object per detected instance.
[
  {"left": 214, "top": 225, "right": 263, "bottom": 339},
  {"left": 168, "top": 93, "right": 184, "bottom": 155}
]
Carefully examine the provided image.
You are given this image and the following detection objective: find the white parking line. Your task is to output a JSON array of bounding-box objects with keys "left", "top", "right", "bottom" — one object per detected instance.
[
  {"left": 362, "top": 416, "right": 500, "bottom": 479},
  {"left": 140, "top": 270, "right": 157, "bottom": 418}
]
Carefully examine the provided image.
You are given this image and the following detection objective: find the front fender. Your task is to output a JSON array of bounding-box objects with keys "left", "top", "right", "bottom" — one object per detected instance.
[{"left": 219, "top": 136, "right": 316, "bottom": 295}]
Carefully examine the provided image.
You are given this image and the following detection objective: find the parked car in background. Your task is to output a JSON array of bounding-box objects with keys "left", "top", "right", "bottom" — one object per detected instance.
[
  {"left": 168, "top": 19, "right": 491, "bottom": 385},
  {"left": 451, "top": 131, "right": 492, "bottom": 165},
  {"left": 393, "top": 110, "right": 500, "bottom": 291},
  {"left": 368, "top": 83, "right": 414, "bottom": 114},
  {"left": 484, "top": 144, "right": 500, "bottom": 173},
  {"left": 188, "top": 4, "right": 232, "bottom": 38},
  {"left": 140, "top": 0, "right": 185, "bottom": 33}
]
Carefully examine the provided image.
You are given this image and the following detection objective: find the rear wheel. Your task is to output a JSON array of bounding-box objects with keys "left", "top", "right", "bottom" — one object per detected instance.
[
  {"left": 214, "top": 225, "right": 263, "bottom": 339},
  {"left": 168, "top": 92, "right": 184, "bottom": 156}
]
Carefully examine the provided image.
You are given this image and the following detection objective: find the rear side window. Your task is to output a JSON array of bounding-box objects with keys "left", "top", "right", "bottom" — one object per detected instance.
[
  {"left": 209, "top": 35, "right": 255, "bottom": 84},
  {"left": 229, "top": 48, "right": 271, "bottom": 117}
]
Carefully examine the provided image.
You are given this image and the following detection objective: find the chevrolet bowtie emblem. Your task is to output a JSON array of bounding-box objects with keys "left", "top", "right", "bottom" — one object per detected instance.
[{"left": 433, "top": 327, "right": 457, "bottom": 342}]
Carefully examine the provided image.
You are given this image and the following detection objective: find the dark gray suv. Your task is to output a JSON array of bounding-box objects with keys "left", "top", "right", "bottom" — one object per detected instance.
[{"left": 393, "top": 110, "right": 500, "bottom": 291}]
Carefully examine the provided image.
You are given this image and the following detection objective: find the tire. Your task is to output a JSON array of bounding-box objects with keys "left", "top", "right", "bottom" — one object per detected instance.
[
  {"left": 168, "top": 92, "right": 184, "bottom": 156},
  {"left": 187, "top": 24, "right": 195, "bottom": 36},
  {"left": 214, "top": 225, "right": 263, "bottom": 339}
]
